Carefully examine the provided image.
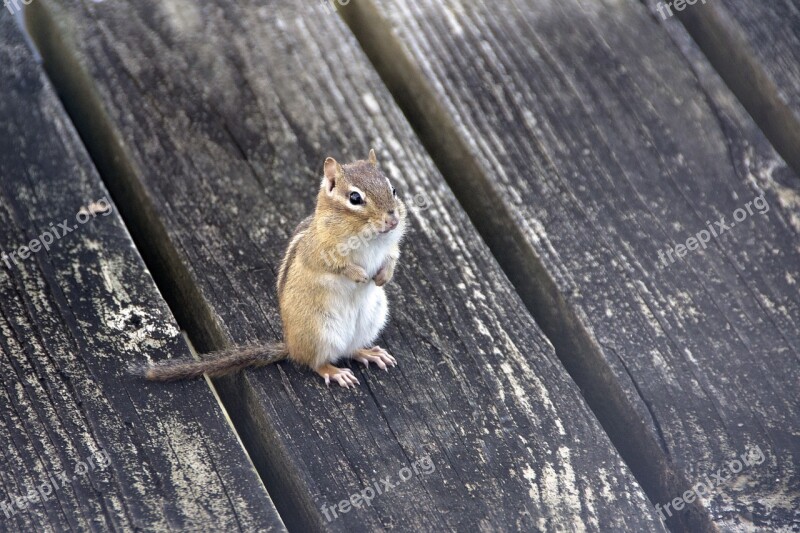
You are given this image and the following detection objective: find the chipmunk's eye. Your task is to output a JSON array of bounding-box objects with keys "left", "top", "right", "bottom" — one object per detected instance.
[
  {"left": 392, "top": 187, "right": 396, "bottom": 197},
  {"left": 349, "top": 191, "right": 364, "bottom": 205}
]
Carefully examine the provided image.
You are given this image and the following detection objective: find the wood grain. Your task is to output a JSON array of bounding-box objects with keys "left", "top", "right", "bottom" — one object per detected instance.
[
  {"left": 0, "top": 16, "right": 284, "bottom": 532},
  {"left": 340, "top": 0, "right": 800, "bottom": 530},
  {"left": 672, "top": 0, "right": 800, "bottom": 177},
  {"left": 26, "top": 0, "right": 666, "bottom": 530}
]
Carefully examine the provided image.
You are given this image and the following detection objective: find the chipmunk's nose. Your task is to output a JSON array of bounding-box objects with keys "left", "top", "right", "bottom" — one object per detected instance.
[{"left": 385, "top": 211, "right": 399, "bottom": 230}]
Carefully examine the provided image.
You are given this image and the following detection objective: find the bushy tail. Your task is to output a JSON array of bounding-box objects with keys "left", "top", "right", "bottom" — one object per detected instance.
[{"left": 143, "top": 342, "right": 288, "bottom": 382}]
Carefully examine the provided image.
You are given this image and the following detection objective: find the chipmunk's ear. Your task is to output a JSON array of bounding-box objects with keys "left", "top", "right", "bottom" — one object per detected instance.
[
  {"left": 323, "top": 157, "right": 342, "bottom": 194},
  {"left": 368, "top": 149, "right": 378, "bottom": 166}
]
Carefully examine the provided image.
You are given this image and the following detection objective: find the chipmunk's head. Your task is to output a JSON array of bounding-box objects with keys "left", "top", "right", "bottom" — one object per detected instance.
[{"left": 318, "top": 150, "right": 406, "bottom": 240}]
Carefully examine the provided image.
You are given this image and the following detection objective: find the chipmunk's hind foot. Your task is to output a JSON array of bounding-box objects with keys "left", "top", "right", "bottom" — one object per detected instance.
[
  {"left": 353, "top": 346, "right": 396, "bottom": 371},
  {"left": 317, "top": 364, "right": 359, "bottom": 388}
]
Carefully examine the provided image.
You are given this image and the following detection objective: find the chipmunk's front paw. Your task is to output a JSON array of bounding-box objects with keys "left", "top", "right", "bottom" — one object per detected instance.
[
  {"left": 354, "top": 346, "right": 397, "bottom": 370},
  {"left": 347, "top": 266, "right": 370, "bottom": 284},
  {"left": 373, "top": 264, "right": 393, "bottom": 287},
  {"left": 316, "top": 364, "right": 359, "bottom": 388}
]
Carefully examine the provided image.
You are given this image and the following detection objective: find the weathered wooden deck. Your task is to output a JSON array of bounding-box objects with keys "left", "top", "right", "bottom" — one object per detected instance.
[{"left": 1, "top": 0, "right": 797, "bottom": 531}]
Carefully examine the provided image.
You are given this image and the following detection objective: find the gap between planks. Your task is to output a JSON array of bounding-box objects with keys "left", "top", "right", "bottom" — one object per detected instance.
[
  {"left": 670, "top": 0, "right": 800, "bottom": 179},
  {"left": 22, "top": 4, "right": 302, "bottom": 528},
  {"left": 338, "top": 2, "right": 719, "bottom": 531}
]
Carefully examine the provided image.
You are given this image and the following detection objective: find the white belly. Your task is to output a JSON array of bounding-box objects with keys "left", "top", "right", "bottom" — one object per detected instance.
[{"left": 318, "top": 274, "right": 388, "bottom": 365}]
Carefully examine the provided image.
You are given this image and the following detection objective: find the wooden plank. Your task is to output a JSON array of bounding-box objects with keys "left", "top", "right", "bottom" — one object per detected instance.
[
  {"left": 669, "top": 0, "right": 800, "bottom": 177},
  {"left": 0, "top": 16, "right": 285, "bottom": 532},
  {"left": 26, "top": 0, "right": 667, "bottom": 530},
  {"left": 338, "top": 0, "right": 800, "bottom": 531}
]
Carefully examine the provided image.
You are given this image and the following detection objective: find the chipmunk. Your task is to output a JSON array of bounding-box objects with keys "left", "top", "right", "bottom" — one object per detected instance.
[{"left": 143, "top": 150, "right": 406, "bottom": 388}]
